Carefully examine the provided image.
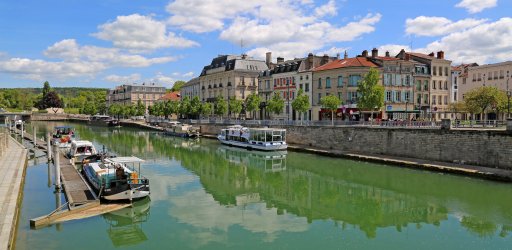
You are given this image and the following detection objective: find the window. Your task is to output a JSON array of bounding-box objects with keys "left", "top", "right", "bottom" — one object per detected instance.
[
  {"left": 306, "top": 75, "right": 309, "bottom": 80},
  {"left": 405, "top": 75, "right": 411, "bottom": 86},
  {"left": 384, "top": 74, "right": 391, "bottom": 86},
  {"left": 326, "top": 77, "right": 331, "bottom": 88},
  {"left": 494, "top": 71, "right": 498, "bottom": 79},
  {"left": 347, "top": 91, "right": 358, "bottom": 103},
  {"left": 417, "top": 80, "right": 422, "bottom": 91},
  {"left": 395, "top": 74, "right": 402, "bottom": 86},
  {"left": 472, "top": 73, "right": 476, "bottom": 81},
  {"left": 337, "top": 76, "right": 343, "bottom": 87},
  {"left": 305, "top": 83, "right": 310, "bottom": 92},
  {"left": 488, "top": 72, "right": 492, "bottom": 80},
  {"left": 405, "top": 91, "right": 410, "bottom": 102},
  {"left": 438, "top": 95, "right": 442, "bottom": 105},
  {"left": 445, "top": 67, "right": 448, "bottom": 76},
  {"left": 433, "top": 80, "right": 436, "bottom": 89},
  {"left": 424, "top": 80, "right": 429, "bottom": 91},
  {"left": 439, "top": 66, "right": 443, "bottom": 76},
  {"left": 396, "top": 91, "right": 401, "bottom": 102},
  {"left": 417, "top": 94, "right": 422, "bottom": 104},
  {"left": 241, "top": 76, "right": 245, "bottom": 85},
  {"left": 266, "top": 80, "right": 270, "bottom": 89},
  {"left": 444, "top": 96, "right": 448, "bottom": 105},
  {"left": 433, "top": 66, "right": 437, "bottom": 76},
  {"left": 386, "top": 91, "right": 392, "bottom": 102},
  {"left": 478, "top": 73, "right": 481, "bottom": 81},
  {"left": 318, "top": 93, "right": 322, "bottom": 104},
  {"left": 444, "top": 81, "right": 448, "bottom": 90},
  {"left": 299, "top": 84, "right": 303, "bottom": 90},
  {"left": 338, "top": 92, "right": 343, "bottom": 101},
  {"left": 274, "top": 79, "right": 277, "bottom": 87},
  {"left": 349, "top": 75, "right": 361, "bottom": 87},
  {"left": 300, "top": 76, "right": 303, "bottom": 81},
  {"left": 424, "top": 94, "right": 429, "bottom": 104},
  {"left": 432, "top": 95, "right": 436, "bottom": 105},
  {"left": 318, "top": 78, "right": 322, "bottom": 89},
  {"left": 454, "top": 92, "right": 457, "bottom": 101},
  {"left": 438, "top": 81, "right": 442, "bottom": 90},
  {"left": 500, "top": 70, "right": 504, "bottom": 79}
]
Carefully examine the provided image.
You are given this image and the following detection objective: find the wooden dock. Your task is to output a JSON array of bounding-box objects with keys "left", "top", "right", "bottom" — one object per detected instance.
[{"left": 9, "top": 127, "right": 130, "bottom": 228}]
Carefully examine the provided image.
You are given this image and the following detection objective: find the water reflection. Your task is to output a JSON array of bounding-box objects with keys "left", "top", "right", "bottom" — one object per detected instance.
[
  {"left": 27, "top": 122, "right": 512, "bottom": 243},
  {"left": 103, "top": 197, "right": 151, "bottom": 247}
]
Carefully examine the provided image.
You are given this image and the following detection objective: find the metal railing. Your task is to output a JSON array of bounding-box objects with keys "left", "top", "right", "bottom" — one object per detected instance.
[
  {"left": 451, "top": 120, "right": 506, "bottom": 128},
  {"left": 0, "top": 127, "right": 8, "bottom": 156},
  {"left": 178, "top": 118, "right": 443, "bottom": 128}
]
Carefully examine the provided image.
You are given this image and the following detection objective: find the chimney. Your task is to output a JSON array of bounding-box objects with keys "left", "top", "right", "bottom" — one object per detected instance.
[
  {"left": 307, "top": 53, "right": 314, "bottom": 69},
  {"left": 428, "top": 52, "right": 435, "bottom": 57},
  {"left": 322, "top": 54, "right": 329, "bottom": 64},
  {"left": 437, "top": 51, "right": 445, "bottom": 59},
  {"left": 371, "top": 48, "right": 378, "bottom": 58},
  {"left": 362, "top": 50, "right": 368, "bottom": 57},
  {"left": 265, "top": 52, "right": 272, "bottom": 67},
  {"left": 241, "top": 53, "right": 247, "bottom": 59},
  {"left": 344, "top": 50, "right": 348, "bottom": 59},
  {"left": 385, "top": 51, "right": 390, "bottom": 57},
  {"left": 277, "top": 57, "right": 284, "bottom": 63}
]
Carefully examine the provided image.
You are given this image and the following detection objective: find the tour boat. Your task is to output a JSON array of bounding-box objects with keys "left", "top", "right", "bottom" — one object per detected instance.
[
  {"left": 67, "top": 140, "right": 97, "bottom": 163},
  {"left": 82, "top": 155, "right": 150, "bottom": 201},
  {"left": 90, "top": 115, "right": 120, "bottom": 127},
  {"left": 52, "top": 126, "right": 76, "bottom": 148},
  {"left": 217, "top": 125, "right": 287, "bottom": 151},
  {"left": 164, "top": 121, "right": 200, "bottom": 138}
]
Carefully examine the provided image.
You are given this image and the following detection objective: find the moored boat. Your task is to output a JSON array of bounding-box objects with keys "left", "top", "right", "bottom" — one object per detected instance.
[
  {"left": 164, "top": 121, "right": 200, "bottom": 138},
  {"left": 51, "top": 126, "right": 76, "bottom": 148},
  {"left": 82, "top": 156, "right": 150, "bottom": 201},
  {"left": 217, "top": 125, "right": 287, "bottom": 151},
  {"left": 90, "top": 115, "right": 120, "bottom": 127},
  {"left": 67, "top": 140, "right": 97, "bottom": 163}
]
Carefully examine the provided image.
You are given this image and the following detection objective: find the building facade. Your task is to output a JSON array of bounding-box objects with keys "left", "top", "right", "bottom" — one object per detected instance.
[
  {"left": 402, "top": 51, "right": 452, "bottom": 120},
  {"left": 107, "top": 83, "right": 166, "bottom": 113},
  {"left": 180, "top": 77, "right": 200, "bottom": 100}
]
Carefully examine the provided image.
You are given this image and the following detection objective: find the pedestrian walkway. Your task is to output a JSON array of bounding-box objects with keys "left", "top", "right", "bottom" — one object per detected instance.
[{"left": 0, "top": 136, "right": 28, "bottom": 250}]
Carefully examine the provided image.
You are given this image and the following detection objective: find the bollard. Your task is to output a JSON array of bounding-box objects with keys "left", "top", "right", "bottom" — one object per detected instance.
[
  {"left": 47, "top": 132, "right": 52, "bottom": 161},
  {"left": 53, "top": 145, "right": 61, "bottom": 190},
  {"left": 33, "top": 125, "right": 37, "bottom": 148},
  {"left": 20, "top": 121, "right": 24, "bottom": 142},
  {"left": 47, "top": 163, "right": 52, "bottom": 188}
]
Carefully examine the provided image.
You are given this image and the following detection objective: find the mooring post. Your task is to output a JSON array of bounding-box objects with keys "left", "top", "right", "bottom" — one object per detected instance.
[
  {"left": 47, "top": 132, "right": 52, "bottom": 161},
  {"left": 20, "top": 121, "right": 24, "bottom": 142},
  {"left": 33, "top": 125, "right": 37, "bottom": 148},
  {"left": 53, "top": 145, "right": 61, "bottom": 190}
]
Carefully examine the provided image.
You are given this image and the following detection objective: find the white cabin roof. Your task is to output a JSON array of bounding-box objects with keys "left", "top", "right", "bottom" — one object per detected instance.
[
  {"left": 109, "top": 156, "right": 145, "bottom": 164},
  {"left": 71, "top": 140, "right": 94, "bottom": 147}
]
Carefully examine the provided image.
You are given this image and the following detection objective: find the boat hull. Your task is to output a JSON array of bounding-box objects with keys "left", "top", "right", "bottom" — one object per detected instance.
[{"left": 218, "top": 138, "right": 287, "bottom": 151}]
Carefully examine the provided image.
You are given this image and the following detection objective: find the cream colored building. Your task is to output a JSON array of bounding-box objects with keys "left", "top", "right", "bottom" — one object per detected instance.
[
  {"left": 107, "top": 83, "right": 166, "bottom": 112},
  {"left": 402, "top": 51, "right": 452, "bottom": 120},
  {"left": 180, "top": 77, "right": 200, "bottom": 100}
]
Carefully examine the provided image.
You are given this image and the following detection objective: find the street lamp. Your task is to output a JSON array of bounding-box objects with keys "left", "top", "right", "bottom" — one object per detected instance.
[
  {"left": 227, "top": 82, "right": 232, "bottom": 120},
  {"left": 286, "top": 79, "right": 290, "bottom": 121},
  {"left": 405, "top": 100, "right": 409, "bottom": 121},
  {"left": 507, "top": 71, "right": 511, "bottom": 119}
]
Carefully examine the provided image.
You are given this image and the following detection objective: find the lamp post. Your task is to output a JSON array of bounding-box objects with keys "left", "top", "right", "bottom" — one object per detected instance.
[
  {"left": 227, "top": 83, "right": 232, "bottom": 120},
  {"left": 405, "top": 100, "right": 409, "bottom": 121},
  {"left": 507, "top": 71, "right": 510, "bottom": 119},
  {"left": 287, "top": 79, "right": 290, "bottom": 121}
]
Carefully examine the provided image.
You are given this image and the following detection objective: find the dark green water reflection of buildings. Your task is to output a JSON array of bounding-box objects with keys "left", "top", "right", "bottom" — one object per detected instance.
[{"left": 63, "top": 122, "right": 512, "bottom": 240}]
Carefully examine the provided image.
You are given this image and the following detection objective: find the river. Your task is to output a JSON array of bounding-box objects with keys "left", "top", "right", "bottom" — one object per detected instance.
[{"left": 14, "top": 121, "right": 512, "bottom": 249}]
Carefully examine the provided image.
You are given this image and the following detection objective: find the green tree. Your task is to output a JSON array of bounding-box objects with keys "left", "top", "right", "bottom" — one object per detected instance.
[
  {"left": 42, "top": 81, "right": 51, "bottom": 97},
  {"left": 38, "top": 91, "right": 63, "bottom": 112},
  {"left": 245, "top": 93, "right": 261, "bottom": 119},
  {"left": 464, "top": 86, "right": 503, "bottom": 121},
  {"left": 82, "top": 103, "right": 97, "bottom": 115},
  {"left": 267, "top": 92, "right": 285, "bottom": 117},
  {"left": 214, "top": 96, "right": 228, "bottom": 117},
  {"left": 320, "top": 95, "right": 341, "bottom": 126},
  {"left": 135, "top": 100, "right": 146, "bottom": 116},
  {"left": 190, "top": 96, "right": 202, "bottom": 118},
  {"left": 357, "top": 68, "right": 384, "bottom": 122},
  {"left": 291, "top": 88, "right": 310, "bottom": 124},
  {"left": 108, "top": 104, "right": 121, "bottom": 118},
  {"left": 229, "top": 98, "right": 243, "bottom": 119},
  {"left": 179, "top": 97, "right": 191, "bottom": 118},
  {"left": 171, "top": 80, "right": 186, "bottom": 92},
  {"left": 200, "top": 102, "right": 213, "bottom": 118}
]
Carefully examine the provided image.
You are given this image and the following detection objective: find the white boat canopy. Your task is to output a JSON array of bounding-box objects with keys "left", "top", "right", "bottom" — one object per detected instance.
[{"left": 109, "top": 156, "right": 145, "bottom": 164}]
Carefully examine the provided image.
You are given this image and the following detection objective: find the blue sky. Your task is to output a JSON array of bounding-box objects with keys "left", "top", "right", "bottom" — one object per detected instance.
[{"left": 0, "top": 0, "right": 510, "bottom": 88}]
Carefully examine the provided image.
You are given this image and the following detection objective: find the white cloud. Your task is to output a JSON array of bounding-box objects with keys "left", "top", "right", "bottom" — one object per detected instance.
[
  {"left": 44, "top": 39, "right": 177, "bottom": 67},
  {"left": 169, "top": 0, "right": 380, "bottom": 60},
  {"left": 455, "top": 0, "right": 497, "bottom": 14},
  {"left": 182, "top": 71, "right": 194, "bottom": 78},
  {"left": 314, "top": 0, "right": 337, "bottom": 17},
  {"left": 94, "top": 14, "right": 198, "bottom": 52},
  {"left": 406, "top": 16, "right": 487, "bottom": 36},
  {"left": 148, "top": 72, "right": 175, "bottom": 86},
  {"left": 104, "top": 73, "right": 141, "bottom": 83},
  {"left": 421, "top": 18, "right": 512, "bottom": 64},
  {"left": 0, "top": 58, "right": 105, "bottom": 81}
]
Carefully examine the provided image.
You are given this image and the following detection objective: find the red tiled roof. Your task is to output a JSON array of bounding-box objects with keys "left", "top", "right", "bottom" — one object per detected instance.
[
  {"left": 313, "top": 57, "right": 378, "bottom": 71},
  {"left": 159, "top": 91, "right": 181, "bottom": 101}
]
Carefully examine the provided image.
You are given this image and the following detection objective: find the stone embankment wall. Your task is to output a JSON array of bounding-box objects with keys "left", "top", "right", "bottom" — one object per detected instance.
[{"left": 199, "top": 124, "right": 512, "bottom": 170}]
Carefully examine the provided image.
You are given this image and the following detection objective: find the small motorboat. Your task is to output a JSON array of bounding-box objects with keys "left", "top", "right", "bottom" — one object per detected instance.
[
  {"left": 51, "top": 126, "right": 76, "bottom": 148},
  {"left": 67, "top": 140, "right": 97, "bottom": 163}
]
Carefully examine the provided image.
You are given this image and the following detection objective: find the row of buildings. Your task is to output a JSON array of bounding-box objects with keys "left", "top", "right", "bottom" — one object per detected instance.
[{"left": 106, "top": 50, "right": 512, "bottom": 121}]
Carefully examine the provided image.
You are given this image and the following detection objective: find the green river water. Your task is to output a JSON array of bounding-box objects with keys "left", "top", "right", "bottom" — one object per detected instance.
[{"left": 13, "top": 122, "right": 512, "bottom": 249}]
